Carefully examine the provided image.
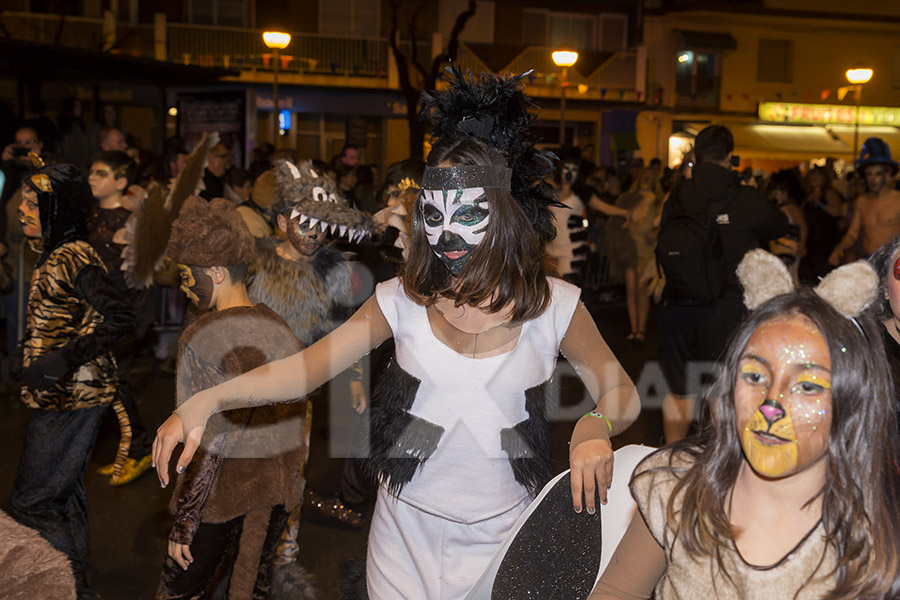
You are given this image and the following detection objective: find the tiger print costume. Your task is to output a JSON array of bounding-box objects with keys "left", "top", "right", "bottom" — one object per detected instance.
[
  {"left": 21, "top": 240, "right": 118, "bottom": 411},
  {"left": 11, "top": 163, "right": 134, "bottom": 599}
]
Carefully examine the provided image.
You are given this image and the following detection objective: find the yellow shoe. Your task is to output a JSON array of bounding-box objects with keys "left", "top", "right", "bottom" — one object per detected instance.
[
  {"left": 110, "top": 455, "right": 152, "bottom": 486},
  {"left": 97, "top": 462, "right": 116, "bottom": 476}
]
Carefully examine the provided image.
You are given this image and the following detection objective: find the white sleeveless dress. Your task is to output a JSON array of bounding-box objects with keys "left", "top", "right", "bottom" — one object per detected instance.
[{"left": 366, "top": 276, "right": 581, "bottom": 599}]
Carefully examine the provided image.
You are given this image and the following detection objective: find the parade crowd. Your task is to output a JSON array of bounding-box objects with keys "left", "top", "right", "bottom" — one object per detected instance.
[{"left": 2, "top": 71, "right": 900, "bottom": 600}]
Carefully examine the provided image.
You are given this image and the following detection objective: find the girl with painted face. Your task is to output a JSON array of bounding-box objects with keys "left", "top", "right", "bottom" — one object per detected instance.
[
  {"left": 591, "top": 250, "right": 900, "bottom": 599},
  {"left": 152, "top": 69, "right": 640, "bottom": 599}
]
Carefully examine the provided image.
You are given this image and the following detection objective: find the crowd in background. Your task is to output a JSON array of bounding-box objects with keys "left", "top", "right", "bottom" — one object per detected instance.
[{"left": 2, "top": 100, "right": 898, "bottom": 365}]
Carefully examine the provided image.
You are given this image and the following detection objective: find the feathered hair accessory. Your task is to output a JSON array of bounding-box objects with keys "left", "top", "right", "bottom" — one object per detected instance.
[
  {"left": 272, "top": 159, "right": 378, "bottom": 243},
  {"left": 418, "top": 66, "right": 562, "bottom": 243},
  {"left": 737, "top": 249, "right": 879, "bottom": 319}
]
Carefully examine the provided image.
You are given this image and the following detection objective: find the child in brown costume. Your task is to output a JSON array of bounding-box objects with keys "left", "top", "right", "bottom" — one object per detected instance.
[{"left": 157, "top": 196, "right": 311, "bottom": 600}]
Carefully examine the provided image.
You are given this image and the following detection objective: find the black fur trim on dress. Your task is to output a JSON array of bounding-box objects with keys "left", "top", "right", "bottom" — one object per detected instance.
[
  {"left": 500, "top": 377, "right": 555, "bottom": 497},
  {"left": 337, "top": 558, "right": 368, "bottom": 600},
  {"left": 363, "top": 354, "right": 444, "bottom": 496}
]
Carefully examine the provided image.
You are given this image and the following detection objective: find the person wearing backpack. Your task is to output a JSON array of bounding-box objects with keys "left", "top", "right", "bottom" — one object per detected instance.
[{"left": 655, "top": 125, "right": 788, "bottom": 443}]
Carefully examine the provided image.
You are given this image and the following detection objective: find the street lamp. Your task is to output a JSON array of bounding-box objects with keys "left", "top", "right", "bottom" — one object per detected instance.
[
  {"left": 552, "top": 49, "right": 578, "bottom": 146},
  {"left": 845, "top": 66, "right": 873, "bottom": 159},
  {"left": 263, "top": 31, "right": 291, "bottom": 149}
]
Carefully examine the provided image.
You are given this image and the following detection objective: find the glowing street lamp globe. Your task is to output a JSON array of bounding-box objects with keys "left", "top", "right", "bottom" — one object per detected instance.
[
  {"left": 552, "top": 50, "right": 579, "bottom": 68},
  {"left": 263, "top": 31, "right": 291, "bottom": 50},
  {"left": 846, "top": 67, "right": 873, "bottom": 85}
]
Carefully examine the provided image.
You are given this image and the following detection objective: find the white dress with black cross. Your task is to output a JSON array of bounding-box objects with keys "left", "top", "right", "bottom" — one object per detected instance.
[{"left": 366, "top": 276, "right": 581, "bottom": 599}]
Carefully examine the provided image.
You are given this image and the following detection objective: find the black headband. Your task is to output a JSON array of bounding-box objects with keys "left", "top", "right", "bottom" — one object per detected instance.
[{"left": 421, "top": 164, "right": 512, "bottom": 191}]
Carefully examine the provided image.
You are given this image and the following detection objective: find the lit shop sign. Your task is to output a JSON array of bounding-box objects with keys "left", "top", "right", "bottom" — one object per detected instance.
[{"left": 759, "top": 102, "right": 900, "bottom": 126}]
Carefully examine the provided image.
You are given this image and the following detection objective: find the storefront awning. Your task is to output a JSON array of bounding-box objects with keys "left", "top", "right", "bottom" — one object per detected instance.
[
  {"left": 725, "top": 123, "right": 900, "bottom": 161},
  {"left": 727, "top": 123, "right": 851, "bottom": 160},
  {"left": 674, "top": 30, "right": 737, "bottom": 51}
]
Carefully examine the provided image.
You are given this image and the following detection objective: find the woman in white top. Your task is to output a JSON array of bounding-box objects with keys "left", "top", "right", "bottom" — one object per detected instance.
[{"left": 153, "top": 70, "right": 640, "bottom": 599}]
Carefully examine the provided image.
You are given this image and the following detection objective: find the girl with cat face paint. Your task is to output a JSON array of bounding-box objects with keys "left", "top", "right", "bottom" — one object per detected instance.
[
  {"left": 153, "top": 69, "right": 639, "bottom": 599},
  {"left": 591, "top": 251, "right": 900, "bottom": 600}
]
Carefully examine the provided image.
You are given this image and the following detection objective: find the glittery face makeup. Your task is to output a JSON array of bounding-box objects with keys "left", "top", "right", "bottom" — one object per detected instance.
[
  {"left": 177, "top": 264, "right": 214, "bottom": 310},
  {"left": 735, "top": 315, "right": 832, "bottom": 478},
  {"left": 18, "top": 184, "right": 41, "bottom": 238},
  {"left": 420, "top": 187, "right": 490, "bottom": 276}
]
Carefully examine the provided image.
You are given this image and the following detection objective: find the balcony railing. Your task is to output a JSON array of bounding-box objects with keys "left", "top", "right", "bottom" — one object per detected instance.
[
  {"left": 1, "top": 11, "right": 639, "bottom": 93},
  {"left": 167, "top": 23, "right": 391, "bottom": 77},
  {"left": 1, "top": 11, "right": 105, "bottom": 50}
]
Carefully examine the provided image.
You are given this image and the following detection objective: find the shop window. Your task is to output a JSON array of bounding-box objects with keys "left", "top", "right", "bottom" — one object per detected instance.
[
  {"left": 319, "top": 0, "right": 380, "bottom": 37},
  {"left": 675, "top": 50, "right": 720, "bottom": 108},
  {"left": 523, "top": 9, "right": 626, "bottom": 51},
  {"left": 757, "top": 38, "right": 792, "bottom": 83},
  {"left": 186, "top": 0, "right": 248, "bottom": 27}
]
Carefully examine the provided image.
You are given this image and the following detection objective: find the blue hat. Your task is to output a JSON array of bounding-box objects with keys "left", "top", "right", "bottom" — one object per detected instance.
[{"left": 856, "top": 137, "right": 899, "bottom": 174}]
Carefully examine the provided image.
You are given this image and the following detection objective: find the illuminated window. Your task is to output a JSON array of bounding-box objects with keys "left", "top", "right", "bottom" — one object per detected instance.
[{"left": 675, "top": 49, "right": 720, "bottom": 107}]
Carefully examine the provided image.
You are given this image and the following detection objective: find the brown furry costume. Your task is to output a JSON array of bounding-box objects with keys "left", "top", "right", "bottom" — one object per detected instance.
[
  {"left": 247, "top": 238, "right": 353, "bottom": 346},
  {"left": 161, "top": 305, "right": 309, "bottom": 600},
  {"left": 0, "top": 509, "right": 76, "bottom": 600},
  {"left": 158, "top": 197, "right": 311, "bottom": 600}
]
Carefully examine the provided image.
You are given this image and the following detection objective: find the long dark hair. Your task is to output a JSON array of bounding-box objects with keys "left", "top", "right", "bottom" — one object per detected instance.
[
  {"left": 641, "top": 291, "right": 900, "bottom": 599},
  {"left": 869, "top": 234, "right": 900, "bottom": 322},
  {"left": 399, "top": 137, "right": 552, "bottom": 323}
]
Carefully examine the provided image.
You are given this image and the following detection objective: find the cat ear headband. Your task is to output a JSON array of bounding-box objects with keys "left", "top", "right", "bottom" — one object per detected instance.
[{"left": 736, "top": 249, "right": 879, "bottom": 323}]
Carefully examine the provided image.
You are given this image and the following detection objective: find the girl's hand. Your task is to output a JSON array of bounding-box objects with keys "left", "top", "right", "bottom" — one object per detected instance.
[
  {"left": 570, "top": 438, "right": 614, "bottom": 514},
  {"left": 152, "top": 413, "right": 204, "bottom": 488}
]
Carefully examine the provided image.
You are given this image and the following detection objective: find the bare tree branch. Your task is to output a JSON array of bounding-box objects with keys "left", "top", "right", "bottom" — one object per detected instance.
[
  {"left": 53, "top": 14, "right": 66, "bottom": 46},
  {"left": 428, "top": 0, "right": 476, "bottom": 83},
  {"left": 408, "top": 1, "right": 428, "bottom": 82},
  {"left": 386, "top": 0, "right": 477, "bottom": 156}
]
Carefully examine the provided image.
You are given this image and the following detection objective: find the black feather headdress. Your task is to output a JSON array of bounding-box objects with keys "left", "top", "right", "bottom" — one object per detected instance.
[{"left": 418, "top": 66, "right": 562, "bottom": 244}]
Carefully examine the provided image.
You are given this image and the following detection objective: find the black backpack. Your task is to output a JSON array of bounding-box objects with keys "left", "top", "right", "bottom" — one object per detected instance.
[{"left": 655, "top": 188, "right": 735, "bottom": 306}]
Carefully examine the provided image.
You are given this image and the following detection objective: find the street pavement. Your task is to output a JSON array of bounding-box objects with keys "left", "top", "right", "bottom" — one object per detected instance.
[{"left": 0, "top": 290, "right": 666, "bottom": 599}]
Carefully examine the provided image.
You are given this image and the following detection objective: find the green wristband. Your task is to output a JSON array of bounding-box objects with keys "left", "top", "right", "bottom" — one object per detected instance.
[{"left": 584, "top": 411, "right": 612, "bottom": 434}]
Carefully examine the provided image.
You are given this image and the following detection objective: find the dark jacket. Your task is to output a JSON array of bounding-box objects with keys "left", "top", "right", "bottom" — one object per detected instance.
[
  {"left": 200, "top": 169, "right": 225, "bottom": 201},
  {"left": 664, "top": 162, "right": 789, "bottom": 292}
]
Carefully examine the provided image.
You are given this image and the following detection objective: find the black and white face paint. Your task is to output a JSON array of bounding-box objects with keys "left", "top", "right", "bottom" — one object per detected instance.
[
  {"left": 421, "top": 187, "right": 490, "bottom": 276},
  {"left": 562, "top": 162, "right": 580, "bottom": 184}
]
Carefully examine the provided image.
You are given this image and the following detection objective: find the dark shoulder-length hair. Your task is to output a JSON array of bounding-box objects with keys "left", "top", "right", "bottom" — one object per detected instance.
[
  {"left": 648, "top": 291, "right": 900, "bottom": 599},
  {"left": 869, "top": 234, "right": 900, "bottom": 321},
  {"left": 399, "top": 137, "right": 552, "bottom": 323}
]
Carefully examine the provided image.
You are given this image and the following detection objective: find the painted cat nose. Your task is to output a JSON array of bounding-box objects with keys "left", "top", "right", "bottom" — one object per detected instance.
[{"left": 759, "top": 399, "right": 785, "bottom": 425}]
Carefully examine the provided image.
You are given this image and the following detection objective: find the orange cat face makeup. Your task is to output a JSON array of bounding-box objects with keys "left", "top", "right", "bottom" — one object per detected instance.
[{"left": 735, "top": 314, "right": 832, "bottom": 478}]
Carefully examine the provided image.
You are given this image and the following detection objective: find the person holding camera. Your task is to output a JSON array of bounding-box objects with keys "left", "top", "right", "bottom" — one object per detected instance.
[{"left": 1, "top": 127, "right": 44, "bottom": 209}]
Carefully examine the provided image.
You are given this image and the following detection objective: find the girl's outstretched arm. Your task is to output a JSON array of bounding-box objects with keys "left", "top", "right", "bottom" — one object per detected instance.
[
  {"left": 153, "top": 294, "right": 392, "bottom": 486},
  {"left": 561, "top": 303, "right": 640, "bottom": 513}
]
